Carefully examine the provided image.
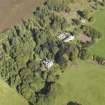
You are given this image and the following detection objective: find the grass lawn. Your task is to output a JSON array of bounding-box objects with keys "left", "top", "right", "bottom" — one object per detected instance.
[
  {"left": 0, "top": 79, "right": 28, "bottom": 105},
  {"left": 89, "top": 9, "right": 105, "bottom": 57},
  {"left": 55, "top": 61, "right": 105, "bottom": 105}
]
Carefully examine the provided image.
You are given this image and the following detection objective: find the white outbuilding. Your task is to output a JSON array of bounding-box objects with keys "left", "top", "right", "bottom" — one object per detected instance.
[
  {"left": 42, "top": 59, "right": 53, "bottom": 69},
  {"left": 57, "top": 32, "right": 68, "bottom": 40},
  {"left": 63, "top": 35, "right": 75, "bottom": 42}
]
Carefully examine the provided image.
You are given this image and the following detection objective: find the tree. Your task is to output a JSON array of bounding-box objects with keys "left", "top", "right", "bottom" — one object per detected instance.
[
  {"left": 79, "top": 48, "right": 90, "bottom": 60},
  {"left": 69, "top": 45, "right": 79, "bottom": 63},
  {"left": 55, "top": 51, "right": 68, "bottom": 68}
]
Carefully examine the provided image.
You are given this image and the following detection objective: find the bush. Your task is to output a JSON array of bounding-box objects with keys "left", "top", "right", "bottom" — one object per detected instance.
[{"left": 79, "top": 48, "right": 91, "bottom": 60}]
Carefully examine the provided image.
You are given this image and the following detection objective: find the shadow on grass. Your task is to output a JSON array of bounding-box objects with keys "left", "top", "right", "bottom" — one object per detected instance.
[{"left": 67, "top": 101, "right": 81, "bottom": 105}]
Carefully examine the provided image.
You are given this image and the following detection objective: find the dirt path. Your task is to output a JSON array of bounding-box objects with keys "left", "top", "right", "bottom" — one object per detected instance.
[{"left": 0, "top": 0, "right": 40, "bottom": 32}]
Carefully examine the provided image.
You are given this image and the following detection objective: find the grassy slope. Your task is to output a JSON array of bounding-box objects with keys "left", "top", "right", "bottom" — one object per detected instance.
[
  {"left": 55, "top": 61, "right": 105, "bottom": 105},
  {"left": 89, "top": 9, "right": 105, "bottom": 57},
  {"left": 0, "top": 79, "right": 28, "bottom": 105}
]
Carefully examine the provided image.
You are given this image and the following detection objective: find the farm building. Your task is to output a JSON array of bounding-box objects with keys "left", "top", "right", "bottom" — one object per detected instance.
[
  {"left": 42, "top": 59, "right": 53, "bottom": 69},
  {"left": 57, "top": 32, "right": 75, "bottom": 42}
]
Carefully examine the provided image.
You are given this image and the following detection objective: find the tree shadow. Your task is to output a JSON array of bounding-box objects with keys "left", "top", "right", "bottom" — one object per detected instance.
[{"left": 67, "top": 101, "right": 81, "bottom": 105}]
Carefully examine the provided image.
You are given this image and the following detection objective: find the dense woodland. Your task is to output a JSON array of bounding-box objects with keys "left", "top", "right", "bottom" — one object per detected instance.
[{"left": 0, "top": 0, "right": 105, "bottom": 105}]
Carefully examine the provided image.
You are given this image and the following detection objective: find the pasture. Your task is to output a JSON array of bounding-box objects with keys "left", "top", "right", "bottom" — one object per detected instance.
[{"left": 55, "top": 61, "right": 105, "bottom": 105}]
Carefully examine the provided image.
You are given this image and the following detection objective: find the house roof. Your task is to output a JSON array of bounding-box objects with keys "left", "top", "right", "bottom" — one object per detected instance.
[
  {"left": 57, "top": 32, "right": 75, "bottom": 42},
  {"left": 43, "top": 59, "right": 53, "bottom": 69}
]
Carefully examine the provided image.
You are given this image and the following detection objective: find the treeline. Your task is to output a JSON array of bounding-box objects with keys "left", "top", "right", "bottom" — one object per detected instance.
[{"left": 44, "top": 0, "right": 72, "bottom": 12}]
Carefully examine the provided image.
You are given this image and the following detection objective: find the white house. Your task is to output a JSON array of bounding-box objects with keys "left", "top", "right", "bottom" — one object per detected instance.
[
  {"left": 43, "top": 59, "right": 53, "bottom": 69},
  {"left": 57, "top": 32, "right": 75, "bottom": 42},
  {"left": 63, "top": 35, "right": 75, "bottom": 42},
  {"left": 57, "top": 32, "right": 68, "bottom": 40}
]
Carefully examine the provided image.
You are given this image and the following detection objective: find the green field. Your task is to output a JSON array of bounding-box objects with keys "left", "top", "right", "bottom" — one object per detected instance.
[
  {"left": 0, "top": 79, "right": 28, "bottom": 105},
  {"left": 55, "top": 61, "right": 105, "bottom": 105},
  {"left": 89, "top": 9, "right": 105, "bottom": 57}
]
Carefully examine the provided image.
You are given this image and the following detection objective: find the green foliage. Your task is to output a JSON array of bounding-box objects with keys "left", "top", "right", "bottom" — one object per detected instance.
[
  {"left": 0, "top": 0, "right": 103, "bottom": 105},
  {"left": 82, "top": 26, "right": 102, "bottom": 40},
  {"left": 0, "top": 2, "right": 69, "bottom": 104},
  {"left": 45, "top": 0, "right": 71, "bottom": 12},
  {"left": 69, "top": 44, "right": 79, "bottom": 63},
  {"left": 79, "top": 48, "right": 91, "bottom": 60}
]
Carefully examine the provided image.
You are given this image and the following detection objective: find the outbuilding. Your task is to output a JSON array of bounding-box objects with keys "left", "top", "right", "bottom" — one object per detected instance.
[
  {"left": 42, "top": 59, "right": 54, "bottom": 69},
  {"left": 63, "top": 35, "right": 75, "bottom": 42}
]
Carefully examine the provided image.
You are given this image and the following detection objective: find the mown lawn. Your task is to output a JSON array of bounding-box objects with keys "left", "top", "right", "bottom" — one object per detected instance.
[
  {"left": 0, "top": 79, "right": 28, "bottom": 105},
  {"left": 89, "top": 9, "right": 105, "bottom": 57},
  {"left": 55, "top": 61, "right": 105, "bottom": 105}
]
